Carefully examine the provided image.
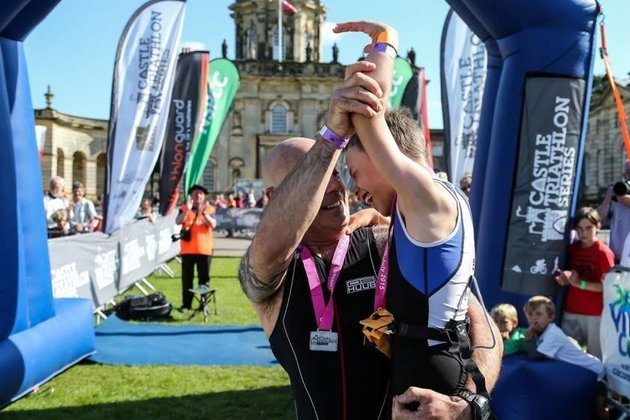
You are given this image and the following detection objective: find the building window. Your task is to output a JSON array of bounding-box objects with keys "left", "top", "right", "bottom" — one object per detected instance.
[
  {"left": 584, "top": 153, "right": 591, "bottom": 187},
  {"left": 72, "top": 151, "right": 86, "bottom": 185},
  {"left": 246, "top": 26, "right": 256, "bottom": 59},
  {"left": 597, "top": 149, "right": 604, "bottom": 187},
  {"left": 203, "top": 159, "right": 216, "bottom": 192},
  {"left": 271, "top": 104, "right": 288, "bottom": 133},
  {"left": 96, "top": 153, "right": 106, "bottom": 198},
  {"left": 273, "top": 26, "right": 286, "bottom": 61},
  {"left": 56, "top": 148, "right": 65, "bottom": 178}
]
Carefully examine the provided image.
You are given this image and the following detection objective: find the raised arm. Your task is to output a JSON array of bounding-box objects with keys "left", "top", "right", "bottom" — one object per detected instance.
[
  {"left": 242, "top": 61, "right": 384, "bottom": 298},
  {"left": 335, "top": 22, "right": 457, "bottom": 242}
]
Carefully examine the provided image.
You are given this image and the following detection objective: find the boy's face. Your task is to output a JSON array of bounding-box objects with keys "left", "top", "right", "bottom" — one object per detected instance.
[
  {"left": 494, "top": 316, "right": 518, "bottom": 340},
  {"left": 576, "top": 218, "right": 599, "bottom": 248},
  {"left": 526, "top": 304, "right": 554, "bottom": 334}
]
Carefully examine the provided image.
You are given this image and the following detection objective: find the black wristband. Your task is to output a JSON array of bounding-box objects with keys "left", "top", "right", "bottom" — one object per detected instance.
[{"left": 453, "top": 389, "right": 492, "bottom": 420}]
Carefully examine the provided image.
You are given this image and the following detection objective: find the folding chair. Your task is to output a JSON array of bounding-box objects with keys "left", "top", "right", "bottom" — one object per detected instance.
[{"left": 188, "top": 284, "right": 217, "bottom": 322}]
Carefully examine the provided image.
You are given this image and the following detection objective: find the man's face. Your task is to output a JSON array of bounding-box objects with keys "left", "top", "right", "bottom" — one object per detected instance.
[
  {"left": 306, "top": 169, "right": 350, "bottom": 238},
  {"left": 50, "top": 180, "right": 63, "bottom": 197},
  {"left": 346, "top": 146, "right": 396, "bottom": 216},
  {"left": 191, "top": 190, "right": 205, "bottom": 206}
]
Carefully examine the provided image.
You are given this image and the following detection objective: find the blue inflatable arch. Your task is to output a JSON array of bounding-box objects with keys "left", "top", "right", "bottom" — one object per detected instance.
[
  {"left": 446, "top": 0, "right": 599, "bottom": 311},
  {"left": 0, "top": 0, "right": 94, "bottom": 407}
]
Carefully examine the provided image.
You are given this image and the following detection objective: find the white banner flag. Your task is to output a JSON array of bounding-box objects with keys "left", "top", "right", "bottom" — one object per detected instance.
[
  {"left": 440, "top": 9, "right": 487, "bottom": 185},
  {"left": 104, "top": 0, "right": 186, "bottom": 234},
  {"left": 601, "top": 269, "right": 630, "bottom": 397}
]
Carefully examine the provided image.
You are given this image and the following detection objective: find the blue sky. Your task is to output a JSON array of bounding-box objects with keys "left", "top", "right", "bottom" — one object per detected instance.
[{"left": 25, "top": 0, "right": 630, "bottom": 128}]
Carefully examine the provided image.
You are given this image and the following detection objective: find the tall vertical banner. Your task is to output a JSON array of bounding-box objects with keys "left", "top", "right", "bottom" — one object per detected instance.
[
  {"left": 104, "top": 0, "right": 186, "bottom": 234},
  {"left": 440, "top": 9, "right": 487, "bottom": 183},
  {"left": 184, "top": 58, "right": 240, "bottom": 192},
  {"left": 502, "top": 77, "right": 584, "bottom": 296},
  {"left": 159, "top": 50, "right": 209, "bottom": 215},
  {"left": 389, "top": 57, "right": 413, "bottom": 109},
  {"left": 402, "top": 68, "right": 434, "bottom": 168},
  {"left": 601, "top": 269, "right": 630, "bottom": 397}
]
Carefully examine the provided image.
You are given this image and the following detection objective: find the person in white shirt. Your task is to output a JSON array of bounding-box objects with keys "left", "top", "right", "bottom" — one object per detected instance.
[
  {"left": 524, "top": 295, "right": 603, "bottom": 379},
  {"left": 43, "top": 176, "right": 69, "bottom": 230},
  {"left": 68, "top": 181, "right": 97, "bottom": 233}
]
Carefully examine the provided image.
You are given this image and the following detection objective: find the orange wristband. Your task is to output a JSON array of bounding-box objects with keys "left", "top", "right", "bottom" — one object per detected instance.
[{"left": 375, "top": 31, "right": 399, "bottom": 52}]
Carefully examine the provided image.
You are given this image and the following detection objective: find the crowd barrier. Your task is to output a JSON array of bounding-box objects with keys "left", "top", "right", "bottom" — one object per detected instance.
[
  {"left": 48, "top": 209, "right": 263, "bottom": 309},
  {"left": 48, "top": 214, "right": 181, "bottom": 309}
]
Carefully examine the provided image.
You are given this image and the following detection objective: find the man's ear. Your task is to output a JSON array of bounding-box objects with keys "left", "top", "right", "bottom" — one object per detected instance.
[{"left": 265, "top": 186, "right": 276, "bottom": 199}]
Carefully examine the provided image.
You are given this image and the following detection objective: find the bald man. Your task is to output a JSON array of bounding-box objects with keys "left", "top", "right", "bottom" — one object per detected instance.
[{"left": 238, "top": 61, "right": 501, "bottom": 419}]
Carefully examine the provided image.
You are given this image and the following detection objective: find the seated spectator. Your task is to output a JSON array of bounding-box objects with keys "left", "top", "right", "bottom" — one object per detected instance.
[
  {"left": 48, "top": 208, "right": 71, "bottom": 238},
  {"left": 553, "top": 207, "right": 614, "bottom": 359},
  {"left": 44, "top": 175, "right": 69, "bottom": 230},
  {"left": 491, "top": 303, "right": 526, "bottom": 356},
  {"left": 459, "top": 173, "right": 472, "bottom": 198},
  {"left": 247, "top": 189, "right": 256, "bottom": 208},
  {"left": 523, "top": 295, "right": 603, "bottom": 379},
  {"left": 137, "top": 198, "right": 157, "bottom": 223},
  {"left": 69, "top": 181, "right": 97, "bottom": 233}
]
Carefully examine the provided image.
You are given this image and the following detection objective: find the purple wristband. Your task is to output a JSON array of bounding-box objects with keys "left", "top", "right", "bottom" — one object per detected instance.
[
  {"left": 319, "top": 125, "right": 349, "bottom": 149},
  {"left": 372, "top": 42, "right": 397, "bottom": 60}
]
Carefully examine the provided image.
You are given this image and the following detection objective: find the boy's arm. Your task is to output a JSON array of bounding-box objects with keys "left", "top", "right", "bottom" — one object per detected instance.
[
  {"left": 335, "top": 22, "right": 457, "bottom": 243},
  {"left": 526, "top": 337, "right": 548, "bottom": 360}
]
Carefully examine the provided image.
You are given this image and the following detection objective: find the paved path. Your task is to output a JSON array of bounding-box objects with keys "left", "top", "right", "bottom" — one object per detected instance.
[{"left": 213, "top": 236, "right": 251, "bottom": 257}]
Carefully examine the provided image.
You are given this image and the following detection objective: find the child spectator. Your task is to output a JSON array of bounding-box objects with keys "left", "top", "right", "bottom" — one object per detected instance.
[
  {"left": 523, "top": 296, "right": 603, "bottom": 379},
  {"left": 553, "top": 207, "right": 615, "bottom": 359},
  {"left": 490, "top": 303, "right": 526, "bottom": 355},
  {"left": 48, "top": 208, "right": 71, "bottom": 238}
]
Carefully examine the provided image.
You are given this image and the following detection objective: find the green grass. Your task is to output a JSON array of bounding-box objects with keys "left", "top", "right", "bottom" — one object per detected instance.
[{"left": 4, "top": 258, "right": 293, "bottom": 419}]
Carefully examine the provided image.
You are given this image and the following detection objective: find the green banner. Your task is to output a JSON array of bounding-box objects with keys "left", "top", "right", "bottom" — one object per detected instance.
[
  {"left": 184, "top": 58, "right": 240, "bottom": 191},
  {"left": 390, "top": 57, "right": 414, "bottom": 109}
]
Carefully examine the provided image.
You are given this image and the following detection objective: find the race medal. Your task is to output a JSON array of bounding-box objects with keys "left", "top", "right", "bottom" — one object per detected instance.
[{"left": 309, "top": 330, "right": 339, "bottom": 352}]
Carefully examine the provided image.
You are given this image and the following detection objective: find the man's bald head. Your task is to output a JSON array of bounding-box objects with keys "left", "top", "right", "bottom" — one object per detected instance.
[{"left": 262, "top": 137, "right": 316, "bottom": 187}]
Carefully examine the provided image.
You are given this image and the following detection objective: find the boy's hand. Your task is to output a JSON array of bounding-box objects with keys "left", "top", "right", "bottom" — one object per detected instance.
[
  {"left": 553, "top": 269, "right": 571, "bottom": 286},
  {"left": 347, "top": 208, "right": 389, "bottom": 234}
]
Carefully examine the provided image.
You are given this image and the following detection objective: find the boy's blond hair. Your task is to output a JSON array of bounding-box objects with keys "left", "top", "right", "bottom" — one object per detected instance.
[
  {"left": 523, "top": 295, "right": 555, "bottom": 318},
  {"left": 490, "top": 303, "right": 518, "bottom": 322}
]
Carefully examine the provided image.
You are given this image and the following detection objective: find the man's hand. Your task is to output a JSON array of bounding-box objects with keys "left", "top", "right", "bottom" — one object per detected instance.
[
  {"left": 392, "top": 387, "right": 471, "bottom": 420},
  {"left": 346, "top": 208, "right": 389, "bottom": 234},
  {"left": 327, "top": 61, "right": 382, "bottom": 139}
]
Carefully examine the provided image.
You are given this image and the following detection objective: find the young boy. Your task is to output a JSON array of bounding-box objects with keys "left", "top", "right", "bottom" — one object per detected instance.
[
  {"left": 491, "top": 303, "right": 526, "bottom": 355},
  {"left": 524, "top": 296, "right": 603, "bottom": 379},
  {"left": 553, "top": 207, "right": 615, "bottom": 359}
]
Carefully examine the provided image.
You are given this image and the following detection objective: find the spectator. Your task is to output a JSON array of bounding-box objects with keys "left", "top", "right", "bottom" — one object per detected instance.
[
  {"left": 598, "top": 160, "right": 630, "bottom": 262},
  {"left": 175, "top": 184, "right": 217, "bottom": 312},
  {"left": 214, "top": 193, "right": 227, "bottom": 209},
  {"left": 68, "top": 181, "right": 97, "bottom": 233},
  {"left": 459, "top": 173, "right": 472, "bottom": 198},
  {"left": 137, "top": 198, "right": 157, "bottom": 223},
  {"left": 226, "top": 193, "right": 237, "bottom": 208},
  {"left": 553, "top": 207, "right": 614, "bottom": 359},
  {"left": 523, "top": 295, "right": 603, "bottom": 379},
  {"left": 48, "top": 208, "right": 71, "bottom": 238},
  {"left": 247, "top": 189, "right": 256, "bottom": 208},
  {"left": 44, "top": 176, "right": 69, "bottom": 230},
  {"left": 255, "top": 193, "right": 268, "bottom": 208},
  {"left": 491, "top": 303, "right": 526, "bottom": 356},
  {"left": 92, "top": 194, "right": 105, "bottom": 232}
]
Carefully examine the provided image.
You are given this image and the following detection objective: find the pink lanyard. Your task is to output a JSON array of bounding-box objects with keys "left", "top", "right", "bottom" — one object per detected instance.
[
  {"left": 374, "top": 241, "right": 390, "bottom": 311},
  {"left": 374, "top": 201, "right": 396, "bottom": 311},
  {"left": 299, "top": 234, "right": 350, "bottom": 331}
]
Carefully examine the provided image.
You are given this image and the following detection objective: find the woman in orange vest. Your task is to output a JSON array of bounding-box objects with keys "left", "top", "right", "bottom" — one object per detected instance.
[{"left": 175, "top": 184, "right": 217, "bottom": 312}]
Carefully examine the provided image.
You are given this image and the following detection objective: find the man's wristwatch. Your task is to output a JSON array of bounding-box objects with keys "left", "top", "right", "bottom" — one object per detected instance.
[{"left": 453, "top": 389, "right": 492, "bottom": 420}]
